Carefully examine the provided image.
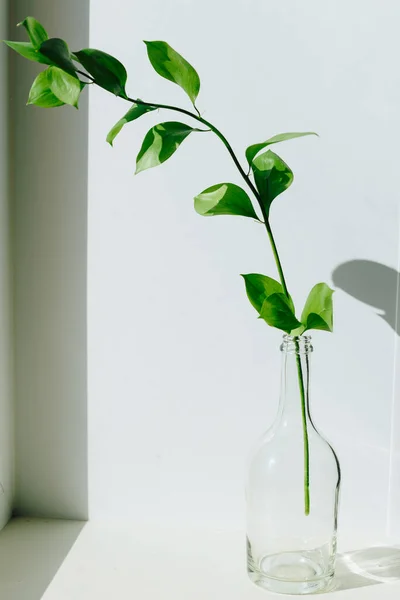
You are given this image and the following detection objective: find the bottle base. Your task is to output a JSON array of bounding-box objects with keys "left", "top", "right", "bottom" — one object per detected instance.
[{"left": 248, "top": 550, "right": 335, "bottom": 595}]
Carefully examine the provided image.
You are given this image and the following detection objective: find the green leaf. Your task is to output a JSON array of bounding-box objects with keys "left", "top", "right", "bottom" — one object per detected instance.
[
  {"left": 260, "top": 293, "right": 302, "bottom": 333},
  {"left": 3, "top": 40, "right": 52, "bottom": 65},
  {"left": 145, "top": 41, "right": 200, "bottom": 105},
  {"left": 74, "top": 48, "right": 127, "bottom": 97},
  {"left": 48, "top": 67, "right": 82, "bottom": 107},
  {"left": 135, "top": 121, "right": 197, "bottom": 174},
  {"left": 39, "top": 38, "right": 78, "bottom": 77},
  {"left": 27, "top": 69, "right": 65, "bottom": 108},
  {"left": 194, "top": 183, "right": 259, "bottom": 220},
  {"left": 242, "top": 273, "right": 284, "bottom": 313},
  {"left": 301, "top": 283, "right": 334, "bottom": 333},
  {"left": 252, "top": 150, "right": 294, "bottom": 218},
  {"left": 107, "top": 103, "right": 157, "bottom": 146},
  {"left": 246, "top": 132, "right": 317, "bottom": 165},
  {"left": 17, "top": 16, "right": 48, "bottom": 49}
]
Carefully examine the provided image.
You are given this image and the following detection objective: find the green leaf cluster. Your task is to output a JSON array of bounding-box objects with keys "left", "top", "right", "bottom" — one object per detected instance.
[
  {"left": 242, "top": 274, "right": 334, "bottom": 336},
  {"left": 4, "top": 17, "right": 130, "bottom": 109},
  {"left": 4, "top": 17, "right": 332, "bottom": 341}
]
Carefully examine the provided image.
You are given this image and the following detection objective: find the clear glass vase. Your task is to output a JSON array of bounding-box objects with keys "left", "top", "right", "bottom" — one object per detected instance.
[{"left": 246, "top": 335, "right": 341, "bottom": 595}]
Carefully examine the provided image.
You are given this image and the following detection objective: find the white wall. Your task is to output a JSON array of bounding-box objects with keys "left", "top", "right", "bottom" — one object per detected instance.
[
  {"left": 0, "top": 0, "right": 14, "bottom": 529},
  {"left": 88, "top": 0, "right": 400, "bottom": 540},
  {"left": 11, "top": 0, "right": 89, "bottom": 519}
]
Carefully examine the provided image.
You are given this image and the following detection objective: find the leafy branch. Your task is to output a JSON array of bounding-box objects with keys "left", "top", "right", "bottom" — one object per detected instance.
[{"left": 4, "top": 16, "right": 335, "bottom": 515}]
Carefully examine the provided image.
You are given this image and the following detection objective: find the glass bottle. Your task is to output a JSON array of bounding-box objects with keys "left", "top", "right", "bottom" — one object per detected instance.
[{"left": 246, "top": 335, "right": 341, "bottom": 594}]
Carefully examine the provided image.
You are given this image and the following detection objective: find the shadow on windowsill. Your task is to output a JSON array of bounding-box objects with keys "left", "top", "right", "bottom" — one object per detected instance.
[
  {"left": 0, "top": 517, "right": 86, "bottom": 600},
  {"left": 334, "top": 546, "right": 400, "bottom": 592}
]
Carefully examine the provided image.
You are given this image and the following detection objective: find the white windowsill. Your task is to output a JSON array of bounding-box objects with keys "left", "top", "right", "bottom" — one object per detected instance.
[{"left": 0, "top": 518, "right": 399, "bottom": 599}]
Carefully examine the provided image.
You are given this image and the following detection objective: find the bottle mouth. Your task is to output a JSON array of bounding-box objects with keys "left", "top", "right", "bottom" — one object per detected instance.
[{"left": 280, "top": 334, "right": 313, "bottom": 354}]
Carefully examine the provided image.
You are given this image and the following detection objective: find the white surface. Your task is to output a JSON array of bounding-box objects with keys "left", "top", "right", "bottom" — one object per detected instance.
[
  {"left": 0, "top": 0, "right": 15, "bottom": 528},
  {"left": 0, "top": 518, "right": 85, "bottom": 600},
  {"left": 38, "top": 520, "right": 400, "bottom": 600},
  {"left": 1, "top": 519, "right": 400, "bottom": 600},
  {"left": 10, "top": 1, "right": 89, "bottom": 518},
  {"left": 0, "top": 519, "right": 399, "bottom": 600},
  {"left": 88, "top": 0, "right": 400, "bottom": 537}
]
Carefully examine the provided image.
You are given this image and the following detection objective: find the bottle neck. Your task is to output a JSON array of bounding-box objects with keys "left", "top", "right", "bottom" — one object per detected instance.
[{"left": 277, "top": 336, "right": 313, "bottom": 428}]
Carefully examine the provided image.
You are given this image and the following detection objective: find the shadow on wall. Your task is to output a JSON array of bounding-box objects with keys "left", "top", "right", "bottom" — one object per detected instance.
[
  {"left": 335, "top": 546, "right": 400, "bottom": 592},
  {"left": 0, "top": 518, "right": 85, "bottom": 600},
  {"left": 332, "top": 260, "right": 400, "bottom": 335}
]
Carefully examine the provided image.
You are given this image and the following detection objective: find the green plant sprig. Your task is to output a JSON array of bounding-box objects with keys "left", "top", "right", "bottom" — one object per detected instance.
[
  {"left": 117, "top": 96, "right": 292, "bottom": 300},
  {"left": 4, "top": 16, "right": 336, "bottom": 515}
]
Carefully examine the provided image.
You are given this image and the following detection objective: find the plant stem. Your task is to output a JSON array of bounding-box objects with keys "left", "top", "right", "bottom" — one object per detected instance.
[
  {"left": 295, "top": 340, "right": 310, "bottom": 516},
  {"left": 76, "top": 69, "right": 95, "bottom": 82},
  {"left": 264, "top": 221, "right": 289, "bottom": 297}
]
